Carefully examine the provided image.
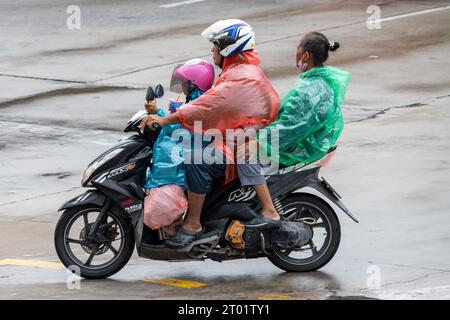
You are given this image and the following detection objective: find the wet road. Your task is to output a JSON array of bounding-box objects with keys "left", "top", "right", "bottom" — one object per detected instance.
[{"left": 1, "top": 0, "right": 450, "bottom": 299}]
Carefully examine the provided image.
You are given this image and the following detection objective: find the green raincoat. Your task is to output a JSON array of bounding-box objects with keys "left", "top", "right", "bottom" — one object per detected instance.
[{"left": 259, "top": 66, "right": 351, "bottom": 166}]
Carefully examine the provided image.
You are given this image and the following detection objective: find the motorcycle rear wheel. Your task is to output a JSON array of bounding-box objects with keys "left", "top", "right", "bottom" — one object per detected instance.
[
  {"left": 54, "top": 205, "right": 134, "bottom": 279},
  {"left": 268, "top": 193, "right": 341, "bottom": 272}
]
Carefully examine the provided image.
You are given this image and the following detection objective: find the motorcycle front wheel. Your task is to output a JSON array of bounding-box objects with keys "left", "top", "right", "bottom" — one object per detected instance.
[
  {"left": 268, "top": 193, "right": 341, "bottom": 272},
  {"left": 54, "top": 205, "right": 135, "bottom": 279}
]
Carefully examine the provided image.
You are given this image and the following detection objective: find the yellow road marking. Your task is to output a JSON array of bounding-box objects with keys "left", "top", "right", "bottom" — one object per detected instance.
[
  {"left": 258, "top": 294, "right": 290, "bottom": 300},
  {"left": 144, "top": 277, "right": 207, "bottom": 289},
  {"left": 0, "top": 258, "right": 64, "bottom": 270}
]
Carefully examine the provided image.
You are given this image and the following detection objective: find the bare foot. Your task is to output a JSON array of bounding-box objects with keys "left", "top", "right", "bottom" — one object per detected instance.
[{"left": 261, "top": 208, "right": 281, "bottom": 221}]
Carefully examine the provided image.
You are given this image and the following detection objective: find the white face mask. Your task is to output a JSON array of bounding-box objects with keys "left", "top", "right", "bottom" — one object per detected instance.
[{"left": 296, "top": 53, "right": 308, "bottom": 72}]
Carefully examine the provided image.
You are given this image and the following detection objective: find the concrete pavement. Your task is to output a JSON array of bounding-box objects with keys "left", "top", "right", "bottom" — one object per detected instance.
[{"left": 1, "top": 0, "right": 450, "bottom": 299}]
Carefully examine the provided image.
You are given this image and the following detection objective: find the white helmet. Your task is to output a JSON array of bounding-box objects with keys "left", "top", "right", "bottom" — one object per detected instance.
[{"left": 201, "top": 19, "right": 255, "bottom": 58}]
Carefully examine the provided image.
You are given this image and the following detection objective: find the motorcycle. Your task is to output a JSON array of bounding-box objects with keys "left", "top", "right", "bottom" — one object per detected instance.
[{"left": 54, "top": 85, "right": 358, "bottom": 279}]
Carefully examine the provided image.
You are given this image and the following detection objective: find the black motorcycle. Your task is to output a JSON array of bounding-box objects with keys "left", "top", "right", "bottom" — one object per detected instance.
[{"left": 54, "top": 85, "right": 358, "bottom": 279}]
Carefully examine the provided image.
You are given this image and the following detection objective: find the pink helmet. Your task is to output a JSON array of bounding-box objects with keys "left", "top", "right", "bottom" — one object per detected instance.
[{"left": 170, "top": 58, "right": 215, "bottom": 93}]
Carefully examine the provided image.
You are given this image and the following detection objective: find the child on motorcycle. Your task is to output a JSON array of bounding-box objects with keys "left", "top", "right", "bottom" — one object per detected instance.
[{"left": 142, "top": 59, "right": 215, "bottom": 230}]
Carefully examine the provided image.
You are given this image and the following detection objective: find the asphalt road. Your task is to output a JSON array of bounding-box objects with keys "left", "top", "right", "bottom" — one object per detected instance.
[{"left": 1, "top": 0, "right": 450, "bottom": 299}]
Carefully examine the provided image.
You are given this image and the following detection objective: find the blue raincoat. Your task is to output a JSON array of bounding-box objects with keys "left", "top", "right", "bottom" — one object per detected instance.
[{"left": 144, "top": 90, "right": 203, "bottom": 189}]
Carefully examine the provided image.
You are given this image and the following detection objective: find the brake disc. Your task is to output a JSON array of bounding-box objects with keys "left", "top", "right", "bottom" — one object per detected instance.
[{"left": 79, "top": 223, "right": 110, "bottom": 255}]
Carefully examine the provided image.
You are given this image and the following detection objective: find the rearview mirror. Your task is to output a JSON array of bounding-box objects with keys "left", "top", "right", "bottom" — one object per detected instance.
[
  {"left": 154, "top": 84, "right": 164, "bottom": 99},
  {"left": 145, "top": 86, "right": 155, "bottom": 102}
]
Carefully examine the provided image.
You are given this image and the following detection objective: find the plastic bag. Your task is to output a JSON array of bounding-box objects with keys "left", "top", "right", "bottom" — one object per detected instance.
[
  {"left": 143, "top": 184, "right": 188, "bottom": 230},
  {"left": 258, "top": 66, "right": 351, "bottom": 166}
]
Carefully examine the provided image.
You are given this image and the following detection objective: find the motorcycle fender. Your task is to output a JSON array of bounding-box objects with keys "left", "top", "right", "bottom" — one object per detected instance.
[
  {"left": 306, "top": 175, "right": 359, "bottom": 223},
  {"left": 58, "top": 190, "right": 106, "bottom": 211}
]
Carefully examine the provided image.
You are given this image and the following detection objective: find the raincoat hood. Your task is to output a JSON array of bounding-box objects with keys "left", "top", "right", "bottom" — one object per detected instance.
[
  {"left": 300, "top": 66, "right": 350, "bottom": 108},
  {"left": 221, "top": 50, "right": 261, "bottom": 74}
]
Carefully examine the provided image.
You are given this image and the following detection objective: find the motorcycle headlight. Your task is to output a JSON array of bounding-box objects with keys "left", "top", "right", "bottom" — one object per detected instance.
[{"left": 81, "top": 148, "right": 124, "bottom": 186}]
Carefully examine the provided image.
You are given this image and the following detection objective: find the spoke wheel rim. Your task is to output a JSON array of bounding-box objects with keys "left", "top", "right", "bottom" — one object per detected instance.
[
  {"left": 63, "top": 208, "right": 125, "bottom": 270},
  {"left": 272, "top": 201, "right": 332, "bottom": 265}
]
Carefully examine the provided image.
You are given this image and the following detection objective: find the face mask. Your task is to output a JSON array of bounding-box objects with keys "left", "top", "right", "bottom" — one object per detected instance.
[{"left": 297, "top": 54, "right": 308, "bottom": 72}]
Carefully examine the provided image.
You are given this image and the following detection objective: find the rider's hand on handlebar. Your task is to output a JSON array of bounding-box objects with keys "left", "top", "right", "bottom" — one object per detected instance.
[
  {"left": 139, "top": 114, "right": 165, "bottom": 133},
  {"left": 144, "top": 101, "right": 157, "bottom": 114}
]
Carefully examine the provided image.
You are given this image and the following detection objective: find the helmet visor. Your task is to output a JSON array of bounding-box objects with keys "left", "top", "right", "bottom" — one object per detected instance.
[{"left": 170, "top": 64, "right": 184, "bottom": 93}]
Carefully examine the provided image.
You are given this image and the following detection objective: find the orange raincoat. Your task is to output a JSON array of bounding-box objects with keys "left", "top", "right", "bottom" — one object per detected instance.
[{"left": 177, "top": 50, "right": 279, "bottom": 184}]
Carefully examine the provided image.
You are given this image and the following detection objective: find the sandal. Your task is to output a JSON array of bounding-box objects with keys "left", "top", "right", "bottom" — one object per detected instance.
[{"left": 164, "top": 227, "right": 205, "bottom": 249}]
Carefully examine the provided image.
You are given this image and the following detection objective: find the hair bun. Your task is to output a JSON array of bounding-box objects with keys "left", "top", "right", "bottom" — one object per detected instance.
[{"left": 328, "top": 41, "right": 340, "bottom": 52}]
